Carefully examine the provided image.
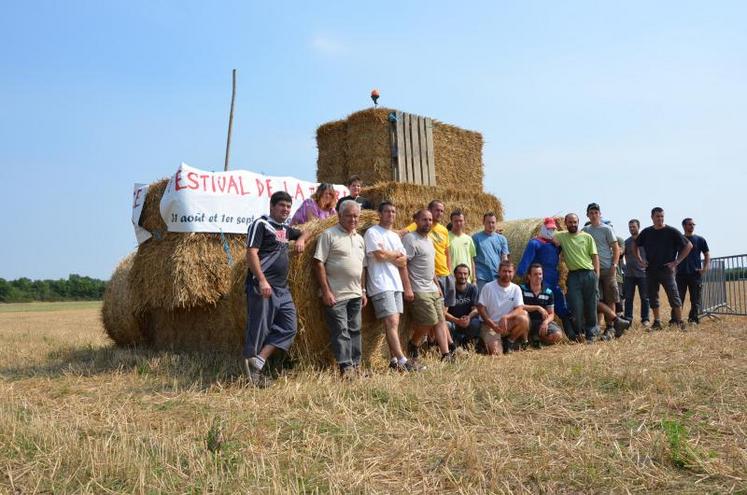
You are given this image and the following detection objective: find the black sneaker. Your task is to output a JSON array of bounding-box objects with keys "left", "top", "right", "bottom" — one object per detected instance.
[
  {"left": 389, "top": 360, "right": 424, "bottom": 372},
  {"left": 441, "top": 352, "right": 456, "bottom": 363},
  {"left": 407, "top": 340, "right": 420, "bottom": 359},
  {"left": 651, "top": 320, "right": 663, "bottom": 330},
  {"left": 502, "top": 338, "right": 518, "bottom": 354},
  {"left": 448, "top": 341, "right": 457, "bottom": 354},
  {"left": 613, "top": 317, "right": 631, "bottom": 338}
]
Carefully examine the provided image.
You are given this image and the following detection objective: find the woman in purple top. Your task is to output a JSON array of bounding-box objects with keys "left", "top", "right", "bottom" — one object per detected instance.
[{"left": 290, "top": 183, "right": 337, "bottom": 225}]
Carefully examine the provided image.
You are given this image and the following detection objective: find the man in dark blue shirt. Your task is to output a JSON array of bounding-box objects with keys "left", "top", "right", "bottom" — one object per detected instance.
[
  {"left": 244, "top": 191, "right": 309, "bottom": 386},
  {"left": 521, "top": 263, "right": 564, "bottom": 346},
  {"left": 676, "top": 218, "right": 710, "bottom": 324}
]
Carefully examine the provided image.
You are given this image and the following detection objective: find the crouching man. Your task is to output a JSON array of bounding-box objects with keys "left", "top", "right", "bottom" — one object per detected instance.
[
  {"left": 521, "top": 263, "right": 564, "bottom": 347},
  {"left": 314, "top": 200, "right": 367, "bottom": 377},
  {"left": 477, "top": 260, "right": 529, "bottom": 355},
  {"left": 244, "top": 191, "right": 309, "bottom": 387}
]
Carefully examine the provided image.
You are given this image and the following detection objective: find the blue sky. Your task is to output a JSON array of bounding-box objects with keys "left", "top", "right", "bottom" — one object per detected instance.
[{"left": 1, "top": 1, "right": 745, "bottom": 279}]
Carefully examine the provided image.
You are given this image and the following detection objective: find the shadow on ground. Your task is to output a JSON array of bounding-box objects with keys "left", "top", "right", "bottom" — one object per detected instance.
[{"left": 0, "top": 344, "right": 295, "bottom": 388}]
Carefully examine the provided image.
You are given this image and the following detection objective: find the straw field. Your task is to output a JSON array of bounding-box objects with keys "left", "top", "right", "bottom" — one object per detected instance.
[{"left": 1, "top": 301, "right": 745, "bottom": 494}]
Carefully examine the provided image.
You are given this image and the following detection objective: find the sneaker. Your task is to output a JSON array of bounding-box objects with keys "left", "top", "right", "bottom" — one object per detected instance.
[
  {"left": 613, "top": 317, "right": 631, "bottom": 338},
  {"left": 642, "top": 320, "right": 651, "bottom": 328},
  {"left": 651, "top": 320, "right": 663, "bottom": 330},
  {"left": 502, "top": 338, "right": 518, "bottom": 354},
  {"left": 448, "top": 341, "right": 457, "bottom": 354},
  {"left": 407, "top": 340, "right": 420, "bottom": 360},
  {"left": 441, "top": 352, "right": 456, "bottom": 363},
  {"left": 340, "top": 365, "right": 357, "bottom": 380},
  {"left": 672, "top": 320, "right": 687, "bottom": 331},
  {"left": 243, "top": 358, "right": 273, "bottom": 388},
  {"left": 688, "top": 318, "right": 699, "bottom": 325},
  {"left": 599, "top": 330, "right": 612, "bottom": 342}
]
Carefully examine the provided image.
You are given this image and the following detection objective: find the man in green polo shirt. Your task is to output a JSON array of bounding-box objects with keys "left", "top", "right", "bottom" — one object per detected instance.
[{"left": 552, "top": 213, "right": 600, "bottom": 342}]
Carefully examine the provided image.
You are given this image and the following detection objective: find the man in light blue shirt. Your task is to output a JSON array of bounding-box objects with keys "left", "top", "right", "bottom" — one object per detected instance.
[{"left": 472, "top": 212, "right": 509, "bottom": 294}]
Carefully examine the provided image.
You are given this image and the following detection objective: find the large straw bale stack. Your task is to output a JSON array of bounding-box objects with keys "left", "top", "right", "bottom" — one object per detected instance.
[
  {"left": 363, "top": 182, "right": 503, "bottom": 231},
  {"left": 101, "top": 252, "right": 145, "bottom": 346},
  {"left": 229, "top": 211, "right": 408, "bottom": 368},
  {"left": 316, "top": 108, "right": 484, "bottom": 191},
  {"left": 316, "top": 120, "right": 348, "bottom": 184},
  {"left": 501, "top": 217, "right": 568, "bottom": 288},
  {"left": 432, "top": 121, "right": 483, "bottom": 192}
]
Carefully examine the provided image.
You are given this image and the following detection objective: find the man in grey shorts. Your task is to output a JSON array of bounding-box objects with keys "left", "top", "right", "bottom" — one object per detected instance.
[
  {"left": 402, "top": 209, "right": 455, "bottom": 363},
  {"left": 314, "top": 200, "right": 367, "bottom": 376},
  {"left": 583, "top": 203, "right": 630, "bottom": 339},
  {"left": 364, "top": 201, "right": 421, "bottom": 372}
]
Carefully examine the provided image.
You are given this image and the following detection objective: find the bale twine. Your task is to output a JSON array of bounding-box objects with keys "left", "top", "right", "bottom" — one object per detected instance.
[
  {"left": 501, "top": 217, "right": 568, "bottom": 289},
  {"left": 101, "top": 253, "right": 146, "bottom": 346},
  {"left": 433, "top": 121, "right": 483, "bottom": 192},
  {"left": 363, "top": 181, "right": 504, "bottom": 231}
]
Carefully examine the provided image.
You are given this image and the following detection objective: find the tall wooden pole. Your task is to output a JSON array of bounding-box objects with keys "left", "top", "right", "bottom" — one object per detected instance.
[{"left": 224, "top": 69, "right": 237, "bottom": 171}]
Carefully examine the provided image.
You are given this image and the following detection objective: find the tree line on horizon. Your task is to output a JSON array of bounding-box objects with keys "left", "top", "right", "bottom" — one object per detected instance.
[{"left": 0, "top": 275, "right": 107, "bottom": 303}]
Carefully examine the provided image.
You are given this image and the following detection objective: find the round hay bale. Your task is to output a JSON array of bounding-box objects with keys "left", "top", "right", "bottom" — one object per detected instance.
[
  {"left": 129, "top": 232, "right": 245, "bottom": 313},
  {"left": 142, "top": 296, "right": 242, "bottom": 352},
  {"left": 102, "top": 253, "right": 146, "bottom": 346}
]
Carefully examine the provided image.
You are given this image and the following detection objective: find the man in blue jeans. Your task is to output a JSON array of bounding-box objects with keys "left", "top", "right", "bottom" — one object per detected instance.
[
  {"left": 314, "top": 200, "right": 368, "bottom": 377},
  {"left": 676, "top": 217, "right": 710, "bottom": 324},
  {"left": 623, "top": 219, "right": 650, "bottom": 327}
]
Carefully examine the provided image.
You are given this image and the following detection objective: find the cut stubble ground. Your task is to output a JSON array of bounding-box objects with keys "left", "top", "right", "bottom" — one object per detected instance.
[{"left": 0, "top": 302, "right": 745, "bottom": 494}]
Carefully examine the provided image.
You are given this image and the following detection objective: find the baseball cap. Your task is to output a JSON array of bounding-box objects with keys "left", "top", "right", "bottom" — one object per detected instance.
[
  {"left": 543, "top": 217, "right": 557, "bottom": 229},
  {"left": 586, "top": 202, "right": 600, "bottom": 212}
]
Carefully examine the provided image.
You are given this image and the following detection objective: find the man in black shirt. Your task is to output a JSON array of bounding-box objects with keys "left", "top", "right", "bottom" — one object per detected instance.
[
  {"left": 244, "top": 191, "right": 309, "bottom": 386},
  {"left": 676, "top": 217, "right": 710, "bottom": 324},
  {"left": 445, "top": 264, "right": 481, "bottom": 348},
  {"left": 335, "top": 175, "right": 373, "bottom": 212},
  {"left": 633, "top": 207, "right": 692, "bottom": 330}
]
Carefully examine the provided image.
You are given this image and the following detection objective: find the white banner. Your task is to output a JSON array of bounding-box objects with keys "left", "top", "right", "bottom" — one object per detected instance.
[
  {"left": 131, "top": 183, "right": 151, "bottom": 244},
  {"left": 133, "top": 163, "right": 348, "bottom": 238}
]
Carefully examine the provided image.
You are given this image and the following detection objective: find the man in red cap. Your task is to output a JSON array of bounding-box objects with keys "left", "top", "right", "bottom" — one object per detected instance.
[{"left": 517, "top": 217, "right": 577, "bottom": 339}]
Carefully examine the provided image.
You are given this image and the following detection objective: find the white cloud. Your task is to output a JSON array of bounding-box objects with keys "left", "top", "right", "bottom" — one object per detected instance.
[{"left": 310, "top": 35, "right": 348, "bottom": 56}]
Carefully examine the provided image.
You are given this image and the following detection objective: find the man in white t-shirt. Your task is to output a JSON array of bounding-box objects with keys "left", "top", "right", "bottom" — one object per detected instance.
[
  {"left": 477, "top": 260, "right": 529, "bottom": 355},
  {"left": 364, "top": 201, "right": 420, "bottom": 372}
]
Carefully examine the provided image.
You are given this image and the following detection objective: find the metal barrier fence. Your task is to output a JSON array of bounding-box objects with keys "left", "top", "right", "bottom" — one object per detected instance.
[{"left": 701, "top": 254, "right": 747, "bottom": 317}]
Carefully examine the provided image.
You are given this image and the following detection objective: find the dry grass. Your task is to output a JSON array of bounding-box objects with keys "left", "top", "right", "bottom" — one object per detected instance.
[{"left": 1, "top": 301, "right": 745, "bottom": 494}]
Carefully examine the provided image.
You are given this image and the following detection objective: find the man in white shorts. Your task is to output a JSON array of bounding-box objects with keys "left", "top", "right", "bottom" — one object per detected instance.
[{"left": 364, "top": 201, "right": 421, "bottom": 372}]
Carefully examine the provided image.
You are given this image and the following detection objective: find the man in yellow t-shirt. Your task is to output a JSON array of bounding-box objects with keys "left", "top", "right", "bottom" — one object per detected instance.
[
  {"left": 551, "top": 213, "right": 601, "bottom": 342},
  {"left": 403, "top": 200, "right": 454, "bottom": 307}
]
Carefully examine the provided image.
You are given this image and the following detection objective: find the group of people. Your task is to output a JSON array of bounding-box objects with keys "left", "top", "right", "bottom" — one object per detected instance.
[{"left": 241, "top": 177, "right": 710, "bottom": 386}]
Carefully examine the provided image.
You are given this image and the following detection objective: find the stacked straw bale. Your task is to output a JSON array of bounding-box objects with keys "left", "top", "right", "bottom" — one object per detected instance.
[
  {"left": 501, "top": 217, "right": 568, "bottom": 288},
  {"left": 315, "top": 120, "right": 348, "bottom": 185},
  {"left": 316, "top": 108, "right": 483, "bottom": 191},
  {"left": 364, "top": 182, "right": 503, "bottom": 231},
  {"left": 101, "top": 252, "right": 145, "bottom": 346},
  {"left": 432, "top": 120, "right": 483, "bottom": 192}
]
